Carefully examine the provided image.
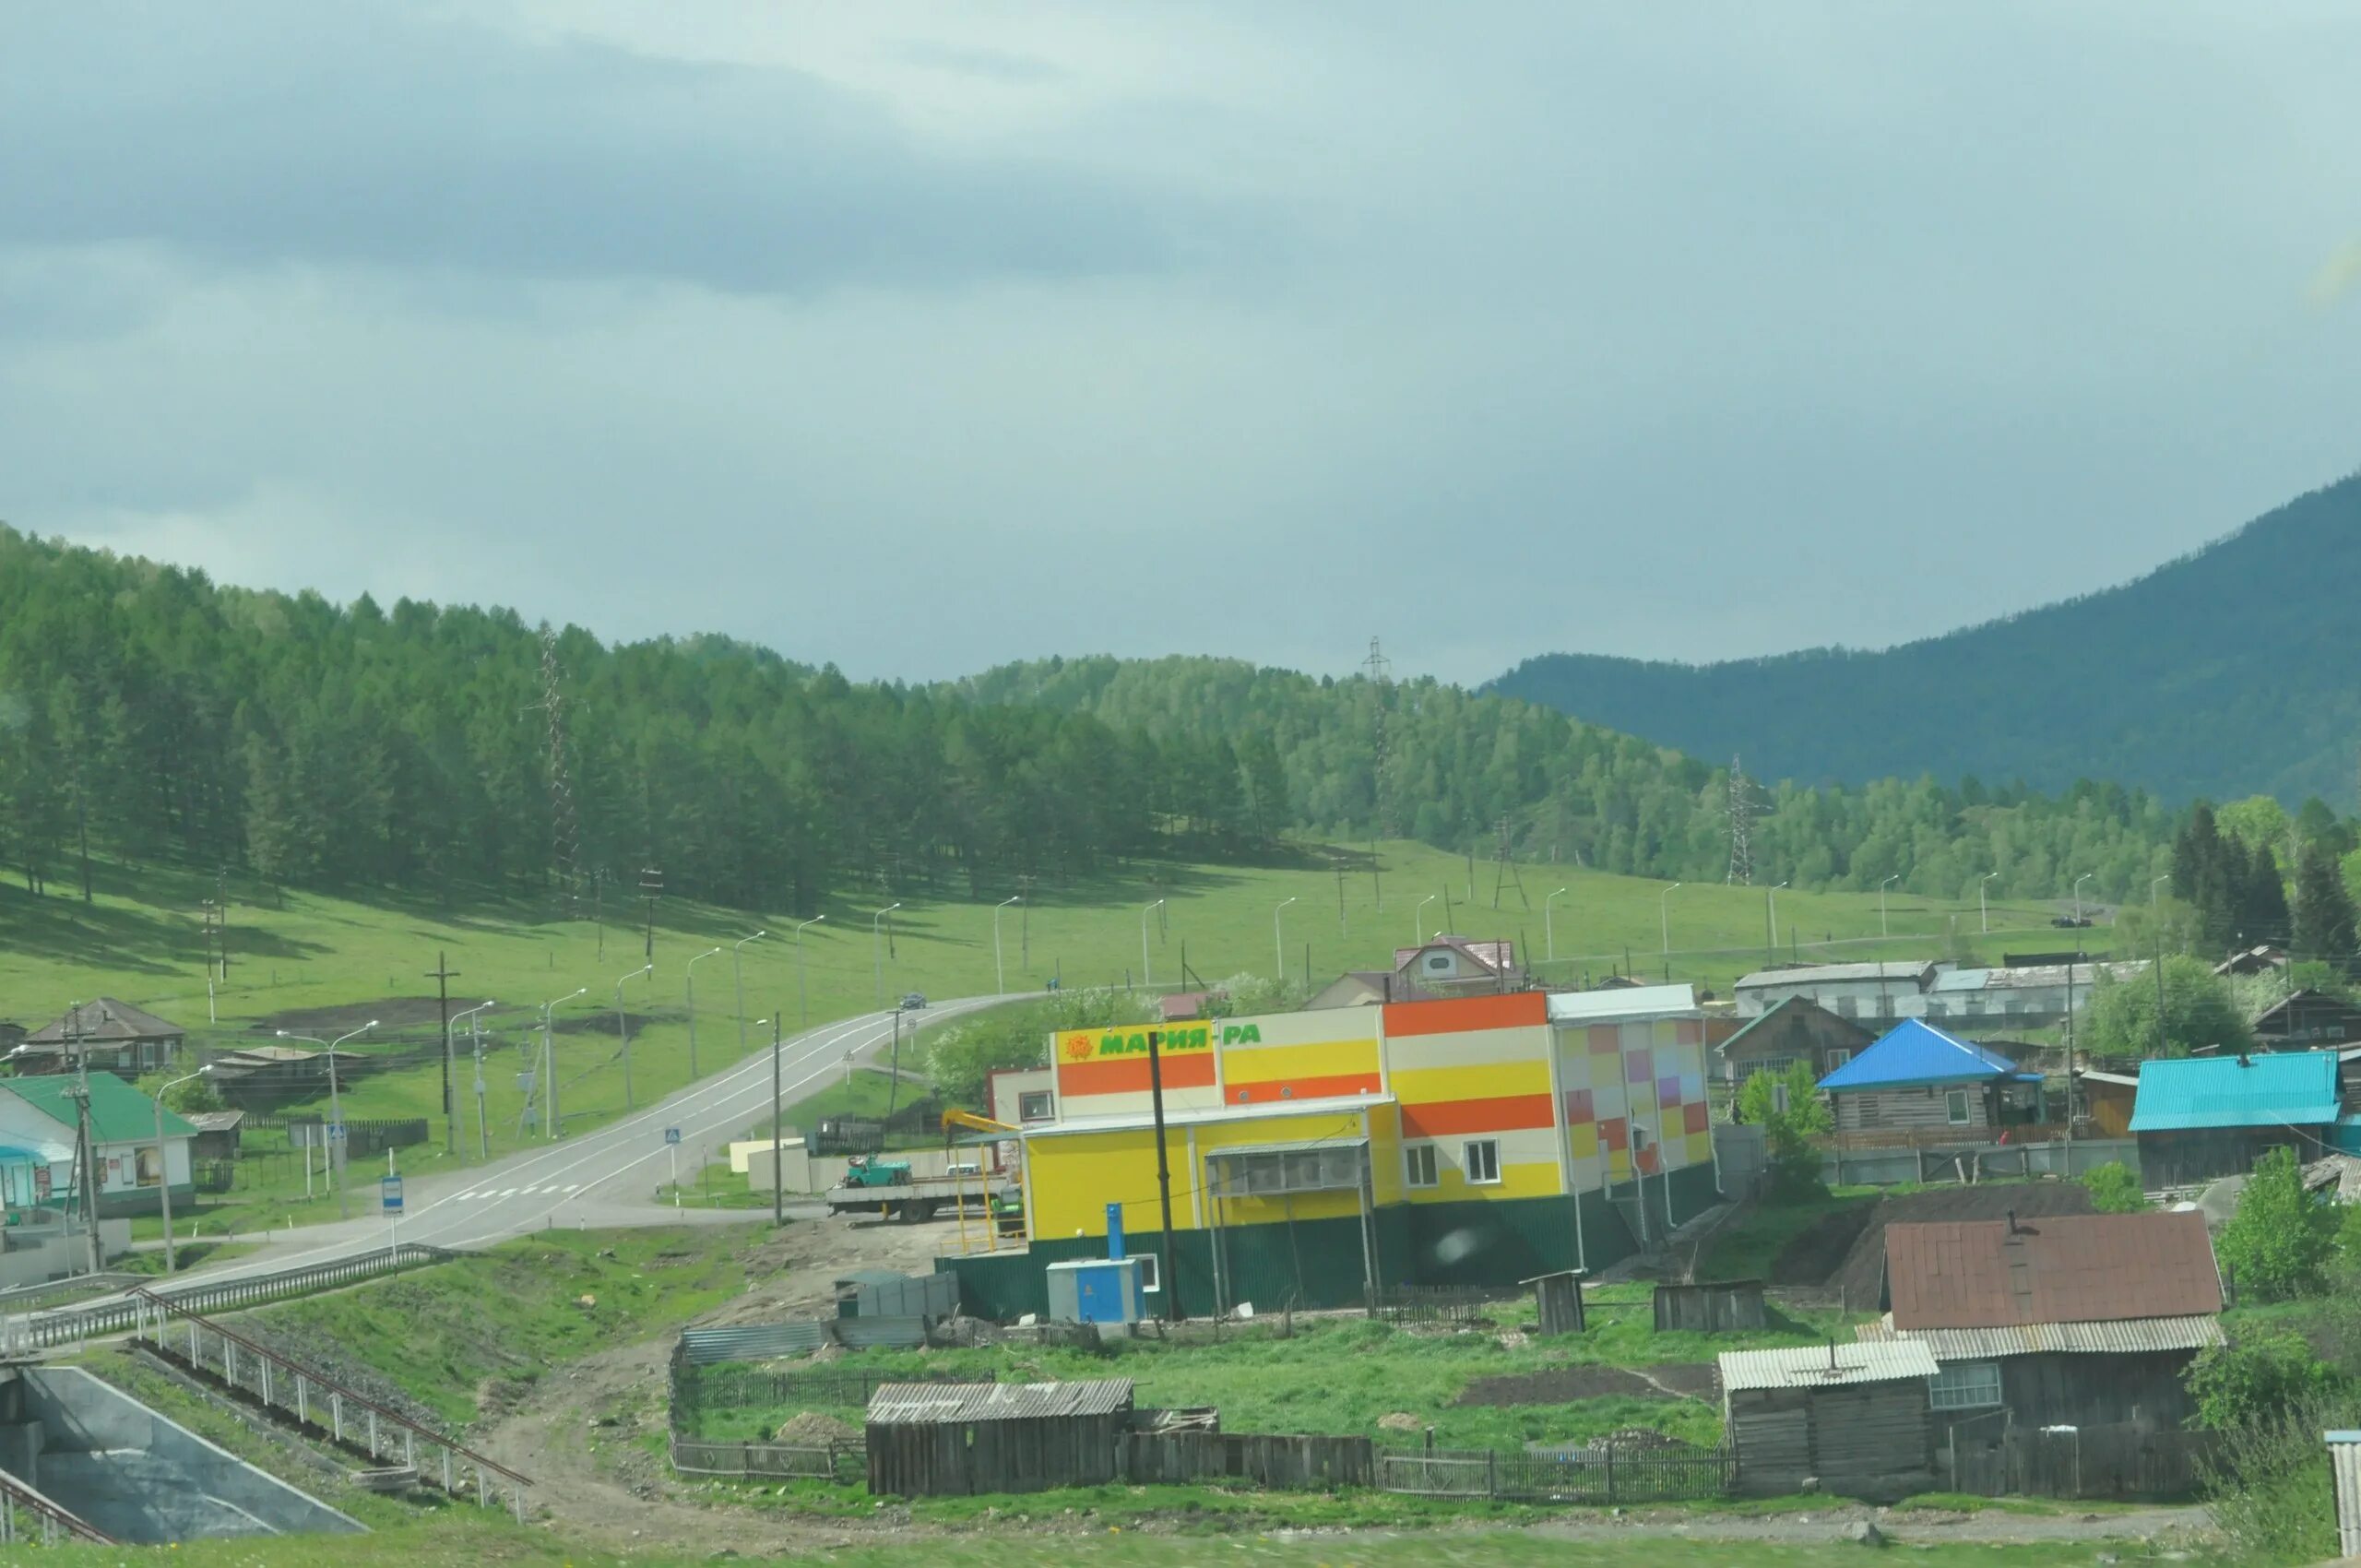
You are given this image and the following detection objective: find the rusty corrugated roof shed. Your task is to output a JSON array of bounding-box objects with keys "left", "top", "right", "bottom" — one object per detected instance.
[
  {"left": 867, "top": 1379, "right": 1133, "bottom": 1426},
  {"left": 1885, "top": 1211, "right": 2222, "bottom": 1330},
  {"left": 1858, "top": 1313, "right": 2225, "bottom": 1360}
]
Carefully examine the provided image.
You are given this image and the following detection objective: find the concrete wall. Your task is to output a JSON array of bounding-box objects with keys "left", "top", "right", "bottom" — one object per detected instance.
[
  {"left": 0, "top": 1220, "right": 134, "bottom": 1289},
  {"left": 1821, "top": 1136, "right": 2140, "bottom": 1188},
  {"left": 11, "top": 1367, "right": 363, "bottom": 1541}
]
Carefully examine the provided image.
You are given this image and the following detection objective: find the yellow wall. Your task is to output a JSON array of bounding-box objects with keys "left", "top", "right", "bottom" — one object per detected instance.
[{"left": 1026, "top": 1105, "right": 1391, "bottom": 1241}]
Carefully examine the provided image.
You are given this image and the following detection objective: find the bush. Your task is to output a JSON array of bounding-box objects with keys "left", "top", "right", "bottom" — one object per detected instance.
[
  {"left": 921, "top": 987, "right": 1148, "bottom": 1107},
  {"left": 2218, "top": 1146, "right": 2338, "bottom": 1302},
  {"left": 2079, "top": 1161, "right": 2147, "bottom": 1213},
  {"left": 2203, "top": 1391, "right": 2351, "bottom": 1563},
  {"left": 2187, "top": 1330, "right": 2336, "bottom": 1429},
  {"left": 1737, "top": 1062, "right": 1830, "bottom": 1202}
]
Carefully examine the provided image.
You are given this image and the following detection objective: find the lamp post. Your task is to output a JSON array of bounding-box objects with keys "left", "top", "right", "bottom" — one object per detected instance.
[
  {"left": 753, "top": 1017, "right": 784, "bottom": 1229},
  {"left": 1545, "top": 887, "right": 1569, "bottom": 962},
  {"left": 615, "top": 963, "right": 653, "bottom": 1109},
  {"left": 1768, "top": 881, "right": 1788, "bottom": 955},
  {"left": 154, "top": 1065, "right": 211, "bottom": 1275},
  {"left": 683, "top": 945, "right": 723, "bottom": 1080},
  {"left": 1142, "top": 900, "right": 1166, "bottom": 989},
  {"left": 2151, "top": 873, "right": 2169, "bottom": 909},
  {"left": 872, "top": 904, "right": 901, "bottom": 1010},
  {"left": 731, "top": 931, "right": 768, "bottom": 1061},
  {"left": 2073, "top": 873, "right": 2094, "bottom": 927},
  {"left": 1880, "top": 875, "right": 1899, "bottom": 938},
  {"left": 1659, "top": 883, "right": 1682, "bottom": 956},
  {"left": 1274, "top": 897, "right": 1297, "bottom": 986},
  {"left": 1980, "top": 872, "right": 1999, "bottom": 934},
  {"left": 795, "top": 916, "right": 825, "bottom": 1029},
  {"left": 1413, "top": 894, "right": 1437, "bottom": 948},
  {"left": 277, "top": 1022, "right": 374, "bottom": 1219},
  {"left": 995, "top": 896, "right": 1022, "bottom": 994},
  {"left": 452, "top": 1000, "right": 496, "bottom": 1160},
  {"left": 539, "top": 989, "right": 586, "bottom": 1141}
]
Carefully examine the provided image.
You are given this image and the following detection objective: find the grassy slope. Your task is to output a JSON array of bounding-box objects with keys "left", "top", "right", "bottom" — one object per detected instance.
[{"left": 0, "top": 842, "right": 2078, "bottom": 1232}]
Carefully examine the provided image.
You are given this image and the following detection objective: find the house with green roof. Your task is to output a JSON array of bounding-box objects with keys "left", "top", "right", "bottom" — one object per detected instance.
[{"left": 0, "top": 1072, "right": 196, "bottom": 1215}]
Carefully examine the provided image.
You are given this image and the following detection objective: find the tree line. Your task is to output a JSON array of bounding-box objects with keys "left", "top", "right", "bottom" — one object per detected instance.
[{"left": 0, "top": 527, "right": 2343, "bottom": 920}]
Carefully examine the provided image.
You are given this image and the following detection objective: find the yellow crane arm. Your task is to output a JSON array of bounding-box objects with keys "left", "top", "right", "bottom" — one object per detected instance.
[{"left": 942, "top": 1109, "right": 1020, "bottom": 1137}]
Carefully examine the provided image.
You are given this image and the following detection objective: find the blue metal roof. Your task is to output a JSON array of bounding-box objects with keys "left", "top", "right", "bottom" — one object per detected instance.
[
  {"left": 2129, "top": 1051, "right": 2340, "bottom": 1133},
  {"left": 1816, "top": 1019, "right": 2023, "bottom": 1092}
]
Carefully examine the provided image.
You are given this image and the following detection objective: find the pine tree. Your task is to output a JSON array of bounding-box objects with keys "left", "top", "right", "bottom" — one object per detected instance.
[
  {"left": 2293, "top": 838, "right": 2360, "bottom": 970},
  {"left": 2237, "top": 837, "right": 2291, "bottom": 948}
]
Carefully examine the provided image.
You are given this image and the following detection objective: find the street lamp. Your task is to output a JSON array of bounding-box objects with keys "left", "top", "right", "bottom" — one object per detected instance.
[
  {"left": 1545, "top": 887, "right": 1570, "bottom": 962},
  {"left": 2073, "top": 873, "right": 2094, "bottom": 926},
  {"left": 1659, "top": 883, "right": 1682, "bottom": 956},
  {"left": 1142, "top": 900, "right": 1166, "bottom": 989},
  {"left": 277, "top": 1021, "right": 375, "bottom": 1219},
  {"left": 539, "top": 989, "right": 587, "bottom": 1141},
  {"left": 795, "top": 916, "right": 825, "bottom": 1029},
  {"left": 731, "top": 931, "right": 768, "bottom": 1061},
  {"left": 1979, "top": 872, "right": 1999, "bottom": 934},
  {"left": 1274, "top": 897, "right": 1297, "bottom": 987},
  {"left": 994, "top": 897, "right": 1022, "bottom": 995},
  {"left": 683, "top": 945, "right": 724, "bottom": 1080},
  {"left": 1413, "top": 894, "right": 1437, "bottom": 948},
  {"left": 616, "top": 963, "right": 653, "bottom": 1108},
  {"left": 1880, "top": 875, "right": 1900, "bottom": 938},
  {"left": 1768, "top": 882, "right": 1789, "bottom": 953},
  {"left": 872, "top": 904, "right": 902, "bottom": 1010},
  {"left": 154, "top": 1064, "right": 211, "bottom": 1276},
  {"left": 2151, "top": 873, "right": 2170, "bottom": 909},
  {"left": 452, "top": 1000, "right": 497, "bottom": 1160},
  {"left": 753, "top": 1017, "right": 786, "bottom": 1229}
]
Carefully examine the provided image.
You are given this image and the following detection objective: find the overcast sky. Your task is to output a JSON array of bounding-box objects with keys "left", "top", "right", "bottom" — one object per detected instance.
[{"left": 5, "top": 3, "right": 2357, "bottom": 684}]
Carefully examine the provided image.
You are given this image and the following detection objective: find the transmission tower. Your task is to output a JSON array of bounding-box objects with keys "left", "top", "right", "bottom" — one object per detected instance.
[
  {"left": 1726, "top": 754, "right": 1759, "bottom": 885},
  {"left": 1363, "top": 636, "right": 1393, "bottom": 837},
  {"left": 536, "top": 624, "right": 581, "bottom": 917},
  {"left": 1491, "top": 814, "right": 1530, "bottom": 910}
]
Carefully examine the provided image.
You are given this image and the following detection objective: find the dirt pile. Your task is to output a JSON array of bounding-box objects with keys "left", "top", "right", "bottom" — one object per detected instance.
[{"left": 772, "top": 1412, "right": 860, "bottom": 1444}]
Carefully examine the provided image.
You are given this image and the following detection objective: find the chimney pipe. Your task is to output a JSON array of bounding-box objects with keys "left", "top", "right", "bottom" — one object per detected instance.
[{"left": 2006, "top": 1207, "right": 2018, "bottom": 1235}]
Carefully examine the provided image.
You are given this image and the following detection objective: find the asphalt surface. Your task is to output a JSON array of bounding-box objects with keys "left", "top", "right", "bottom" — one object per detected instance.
[{"left": 101, "top": 995, "right": 1010, "bottom": 1291}]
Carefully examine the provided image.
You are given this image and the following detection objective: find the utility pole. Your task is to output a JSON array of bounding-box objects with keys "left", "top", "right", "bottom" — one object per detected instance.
[
  {"left": 639, "top": 866, "right": 664, "bottom": 960},
  {"left": 616, "top": 964, "right": 652, "bottom": 1109},
  {"left": 425, "top": 951, "right": 459, "bottom": 1155},
  {"left": 766, "top": 1016, "right": 785, "bottom": 1228},
  {"left": 1146, "top": 1024, "right": 1181, "bottom": 1324}
]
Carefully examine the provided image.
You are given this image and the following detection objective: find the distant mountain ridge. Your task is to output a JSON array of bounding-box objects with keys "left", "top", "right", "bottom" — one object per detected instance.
[{"left": 1489, "top": 471, "right": 2361, "bottom": 806}]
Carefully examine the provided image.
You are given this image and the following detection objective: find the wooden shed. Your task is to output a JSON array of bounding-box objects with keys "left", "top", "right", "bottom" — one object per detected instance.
[
  {"left": 866, "top": 1379, "right": 1133, "bottom": 1498},
  {"left": 1655, "top": 1279, "right": 1767, "bottom": 1334},
  {"left": 1718, "top": 1341, "right": 1939, "bottom": 1500}
]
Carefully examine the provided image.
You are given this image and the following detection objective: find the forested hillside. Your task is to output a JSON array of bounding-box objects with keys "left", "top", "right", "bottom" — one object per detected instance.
[
  {"left": 0, "top": 527, "right": 2198, "bottom": 915},
  {"left": 1490, "top": 471, "right": 2361, "bottom": 805}
]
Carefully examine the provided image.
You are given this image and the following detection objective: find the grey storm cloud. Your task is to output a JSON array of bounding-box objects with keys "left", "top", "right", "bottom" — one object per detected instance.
[{"left": 0, "top": 6, "right": 1196, "bottom": 294}]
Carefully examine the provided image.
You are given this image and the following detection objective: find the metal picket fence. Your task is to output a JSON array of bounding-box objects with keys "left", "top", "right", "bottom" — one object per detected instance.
[
  {"left": 10, "top": 1242, "right": 459, "bottom": 1350},
  {"left": 1378, "top": 1440, "right": 1731, "bottom": 1503}
]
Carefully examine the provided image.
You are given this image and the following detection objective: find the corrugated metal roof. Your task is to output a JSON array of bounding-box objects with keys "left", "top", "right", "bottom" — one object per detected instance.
[
  {"left": 1716, "top": 1342, "right": 1939, "bottom": 1391},
  {"left": 2129, "top": 1051, "right": 2340, "bottom": 1132},
  {"left": 868, "top": 1379, "right": 1133, "bottom": 1425},
  {"left": 1885, "top": 1211, "right": 2223, "bottom": 1329},
  {"left": 23, "top": 998, "right": 185, "bottom": 1045},
  {"left": 1818, "top": 1019, "right": 2021, "bottom": 1092},
  {"left": 1546, "top": 984, "right": 1699, "bottom": 1025},
  {"left": 1858, "top": 1313, "right": 2225, "bottom": 1360},
  {"left": 1736, "top": 963, "right": 1935, "bottom": 990}
]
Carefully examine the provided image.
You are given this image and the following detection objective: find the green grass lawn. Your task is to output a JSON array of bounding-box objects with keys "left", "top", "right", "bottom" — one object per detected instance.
[
  {"left": 685, "top": 1284, "right": 1862, "bottom": 1452},
  {"left": 0, "top": 841, "right": 2081, "bottom": 1235},
  {"left": 1694, "top": 1194, "right": 1881, "bottom": 1282}
]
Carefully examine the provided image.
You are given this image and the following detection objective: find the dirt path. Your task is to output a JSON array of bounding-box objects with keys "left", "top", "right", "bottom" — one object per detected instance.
[{"left": 1526, "top": 1503, "right": 2212, "bottom": 1547}]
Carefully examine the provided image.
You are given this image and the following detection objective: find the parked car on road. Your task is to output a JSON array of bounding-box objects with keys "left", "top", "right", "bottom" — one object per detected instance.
[{"left": 900, "top": 992, "right": 928, "bottom": 1011}]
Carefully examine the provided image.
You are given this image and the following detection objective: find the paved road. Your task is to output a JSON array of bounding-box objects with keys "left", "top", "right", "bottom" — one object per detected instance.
[{"left": 124, "top": 995, "right": 1010, "bottom": 1287}]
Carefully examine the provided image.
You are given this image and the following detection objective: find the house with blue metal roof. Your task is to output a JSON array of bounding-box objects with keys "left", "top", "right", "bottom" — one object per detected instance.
[
  {"left": 1817, "top": 1019, "right": 2047, "bottom": 1137},
  {"left": 2129, "top": 1051, "right": 2340, "bottom": 1188}
]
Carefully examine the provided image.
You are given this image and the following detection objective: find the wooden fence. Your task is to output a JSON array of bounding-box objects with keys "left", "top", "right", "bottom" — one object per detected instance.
[
  {"left": 1379, "top": 1442, "right": 1731, "bottom": 1503},
  {"left": 1121, "top": 1431, "right": 1375, "bottom": 1490},
  {"left": 668, "top": 1433, "right": 860, "bottom": 1482},
  {"left": 1366, "top": 1285, "right": 1517, "bottom": 1328},
  {"left": 1943, "top": 1424, "right": 2217, "bottom": 1501}
]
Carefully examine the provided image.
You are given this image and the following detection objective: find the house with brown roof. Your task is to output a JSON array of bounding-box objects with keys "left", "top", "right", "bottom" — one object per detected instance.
[
  {"left": 1861, "top": 1210, "right": 2225, "bottom": 1443},
  {"left": 14, "top": 999, "right": 185, "bottom": 1076},
  {"left": 1392, "top": 936, "right": 1516, "bottom": 993}
]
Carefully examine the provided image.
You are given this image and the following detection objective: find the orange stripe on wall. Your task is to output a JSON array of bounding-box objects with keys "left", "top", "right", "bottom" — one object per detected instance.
[
  {"left": 1382, "top": 992, "right": 1548, "bottom": 1037},
  {"left": 1398, "top": 1093, "right": 1556, "bottom": 1138},
  {"left": 1057, "top": 1051, "right": 1218, "bottom": 1099},
  {"left": 1226, "top": 1072, "right": 1382, "bottom": 1105}
]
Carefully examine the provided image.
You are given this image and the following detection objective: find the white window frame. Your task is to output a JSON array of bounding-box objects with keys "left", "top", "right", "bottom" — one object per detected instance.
[
  {"left": 1945, "top": 1088, "right": 1972, "bottom": 1125},
  {"left": 1135, "top": 1252, "right": 1161, "bottom": 1293},
  {"left": 1928, "top": 1360, "right": 2003, "bottom": 1411},
  {"left": 1823, "top": 1048, "right": 1852, "bottom": 1071},
  {"left": 1018, "top": 1090, "right": 1054, "bottom": 1123},
  {"left": 1405, "top": 1145, "right": 1439, "bottom": 1189},
  {"left": 1463, "top": 1138, "right": 1502, "bottom": 1186}
]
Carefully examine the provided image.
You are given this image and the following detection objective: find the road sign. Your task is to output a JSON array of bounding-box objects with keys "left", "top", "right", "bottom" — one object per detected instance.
[
  {"left": 664, "top": 1127, "right": 682, "bottom": 1146},
  {"left": 380, "top": 1174, "right": 404, "bottom": 1214},
  {"left": 326, "top": 1123, "right": 347, "bottom": 1144}
]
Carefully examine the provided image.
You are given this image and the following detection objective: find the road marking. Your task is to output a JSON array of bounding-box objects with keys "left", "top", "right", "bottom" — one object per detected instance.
[{"left": 498, "top": 1188, "right": 517, "bottom": 1197}]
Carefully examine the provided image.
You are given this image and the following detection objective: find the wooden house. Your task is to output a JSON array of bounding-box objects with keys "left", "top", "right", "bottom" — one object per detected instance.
[
  {"left": 2129, "top": 1052, "right": 2338, "bottom": 1188},
  {"left": 1718, "top": 1341, "right": 1940, "bottom": 1499},
  {"left": 1714, "top": 996, "right": 1872, "bottom": 1087},
  {"left": 14, "top": 999, "right": 185, "bottom": 1076},
  {"left": 1817, "top": 1019, "right": 2047, "bottom": 1138},
  {"left": 2074, "top": 1069, "right": 2140, "bottom": 1138},
  {"left": 2252, "top": 990, "right": 2361, "bottom": 1051},
  {"left": 1865, "top": 1210, "right": 2225, "bottom": 1445},
  {"left": 866, "top": 1379, "right": 1133, "bottom": 1497}
]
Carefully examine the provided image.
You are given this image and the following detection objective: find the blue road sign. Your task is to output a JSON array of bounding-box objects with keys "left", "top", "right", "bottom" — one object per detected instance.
[
  {"left": 326, "top": 1122, "right": 347, "bottom": 1143},
  {"left": 381, "top": 1174, "right": 404, "bottom": 1214},
  {"left": 664, "top": 1127, "right": 682, "bottom": 1146}
]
